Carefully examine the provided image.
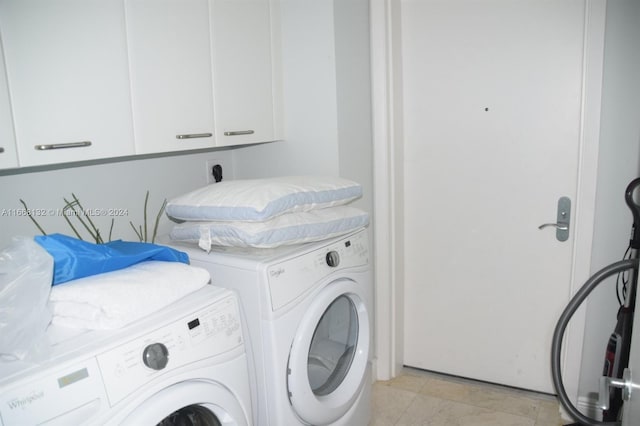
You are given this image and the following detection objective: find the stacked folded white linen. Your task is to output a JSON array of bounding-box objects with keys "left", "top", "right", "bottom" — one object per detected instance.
[{"left": 49, "top": 261, "right": 210, "bottom": 330}]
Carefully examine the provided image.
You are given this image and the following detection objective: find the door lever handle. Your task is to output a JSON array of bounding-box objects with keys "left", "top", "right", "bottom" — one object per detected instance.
[
  {"left": 539, "top": 196, "right": 571, "bottom": 242},
  {"left": 538, "top": 223, "right": 569, "bottom": 231}
]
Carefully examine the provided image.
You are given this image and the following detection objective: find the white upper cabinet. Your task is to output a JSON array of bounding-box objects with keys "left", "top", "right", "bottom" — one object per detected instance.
[
  {"left": 0, "top": 0, "right": 135, "bottom": 166},
  {"left": 0, "top": 0, "right": 279, "bottom": 167},
  {"left": 128, "top": 0, "right": 279, "bottom": 152},
  {"left": 0, "top": 33, "right": 17, "bottom": 170},
  {"left": 126, "top": 0, "right": 216, "bottom": 154},
  {"left": 211, "top": 0, "right": 277, "bottom": 146}
]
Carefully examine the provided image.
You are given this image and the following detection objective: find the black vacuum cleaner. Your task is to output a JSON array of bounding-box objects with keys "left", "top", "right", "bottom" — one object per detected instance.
[{"left": 551, "top": 177, "right": 640, "bottom": 426}]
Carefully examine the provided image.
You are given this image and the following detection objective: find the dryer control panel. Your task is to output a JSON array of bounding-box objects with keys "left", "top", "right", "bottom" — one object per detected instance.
[
  {"left": 96, "top": 293, "right": 242, "bottom": 406},
  {"left": 267, "top": 229, "right": 369, "bottom": 312}
]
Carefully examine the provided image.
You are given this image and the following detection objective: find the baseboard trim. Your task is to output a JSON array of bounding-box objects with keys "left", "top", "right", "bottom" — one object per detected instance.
[{"left": 574, "top": 395, "right": 602, "bottom": 422}]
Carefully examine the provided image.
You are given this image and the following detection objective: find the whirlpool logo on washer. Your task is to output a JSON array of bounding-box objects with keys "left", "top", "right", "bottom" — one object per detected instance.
[
  {"left": 270, "top": 267, "right": 286, "bottom": 278},
  {"left": 6, "top": 390, "right": 45, "bottom": 410}
]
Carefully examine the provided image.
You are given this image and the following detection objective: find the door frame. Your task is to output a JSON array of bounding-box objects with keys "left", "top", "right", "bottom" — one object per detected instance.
[{"left": 370, "top": 0, "right": 607, "bottom": 407}]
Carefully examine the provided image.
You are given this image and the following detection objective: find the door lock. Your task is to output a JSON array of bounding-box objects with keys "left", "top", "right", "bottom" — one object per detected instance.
[{"left": 538, "top": 196, "right": 571, "bottom": 242}]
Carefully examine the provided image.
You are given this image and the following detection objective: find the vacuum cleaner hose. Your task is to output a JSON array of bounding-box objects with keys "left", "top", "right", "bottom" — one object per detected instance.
[{"left": 551, "top": 258, "right": 639, "bottom": 426}]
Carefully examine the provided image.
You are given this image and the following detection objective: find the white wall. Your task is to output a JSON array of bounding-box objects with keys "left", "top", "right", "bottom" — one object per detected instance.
[
  {"left": 578, "top": 0, "right": 640, "bottom": 408},
  {"left": 333, "top": 0, "right": 373, "bottom": 214},
  {"left": 233, "top": 0, "right": 374, "bottom": 215},
  {"left": 233, "top": 0, "right": 340, "bottom": 179},
  {"left": 0, "top": 150, "right": 234, "bottom": 247}
]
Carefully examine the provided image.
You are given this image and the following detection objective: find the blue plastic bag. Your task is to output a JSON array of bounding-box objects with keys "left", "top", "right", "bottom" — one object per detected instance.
[{"left": 34, "top": 234, "right": 189, "bottom": 285}]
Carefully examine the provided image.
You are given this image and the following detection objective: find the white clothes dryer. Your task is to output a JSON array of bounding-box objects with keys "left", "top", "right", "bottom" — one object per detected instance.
[
  {"left": 173, "top": 228, "right": 373, "bottom": 426},
  {"left": 0, "top": 285, "right": 254, "bottom": 426}
]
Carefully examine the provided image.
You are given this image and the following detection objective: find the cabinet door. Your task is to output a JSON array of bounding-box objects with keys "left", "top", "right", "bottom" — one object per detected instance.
[
  {"left": 126, "top": 0, "right": 216, "bottom": 154},
  {"left": 0, "top": 34, "right": 17, "bottom": 170},
  {"left": 0, "top": 0, "right": 134, "bottom": 166},
  {"left": 211, "top": 0, "right": 276, "bottom": 146}
]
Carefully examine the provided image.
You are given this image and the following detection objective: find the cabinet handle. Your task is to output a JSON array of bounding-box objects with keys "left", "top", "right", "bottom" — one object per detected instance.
[
  {"left": 35, "top": 141, "right": 92, "bottom": 150},
  {"left": 224, "top": 130, "right": 254, "bottom": 136},
  {"left": 176, "top": 133, "right": 213, "bottom": 139}
]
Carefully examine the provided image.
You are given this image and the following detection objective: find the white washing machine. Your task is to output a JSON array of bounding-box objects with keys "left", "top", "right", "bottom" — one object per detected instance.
[
  {"left": 0, "top": 285, "right": 254, "bottom": 426},
  {"left": 173, "top": 228, "right": 373, "bottom": 426}
]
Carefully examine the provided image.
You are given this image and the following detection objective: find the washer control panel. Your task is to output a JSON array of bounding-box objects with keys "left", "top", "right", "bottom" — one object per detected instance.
[
  {"left": 325, "top": 250, "right": 340, "bottom": 267},
  {"left": 268, "top": 229, "right": 369, "bottom": 312},
  {"left": 0, "top": 358, "right": 107, "bottom": 426},
  {"left": 142, "top": 342, "right": 169, "bottom": 370},
  {"left": 96, "top": 293, "right": 242, "bottom": 405}
]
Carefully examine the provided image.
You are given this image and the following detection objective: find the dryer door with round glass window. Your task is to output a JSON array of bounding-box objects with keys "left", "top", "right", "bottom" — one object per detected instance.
[{"left": 287, "top": 278, "right": 370, "bottom": 425}]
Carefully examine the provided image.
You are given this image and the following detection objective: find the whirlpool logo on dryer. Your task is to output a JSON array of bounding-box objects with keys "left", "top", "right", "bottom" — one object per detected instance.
[
  {"left": 7, "top": 390, "right": 44, "bottom": 410},
  {"left": 270, "top": 267, "right": 286, "bottom": 278}
]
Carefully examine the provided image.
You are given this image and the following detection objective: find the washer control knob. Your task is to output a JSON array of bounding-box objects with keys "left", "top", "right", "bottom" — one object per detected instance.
[
  {"left": 143, "top": 343, "right": 169, "bottom": 370},
  {"left": 326, "top": 250, "right": 340, "bottom": 267}
]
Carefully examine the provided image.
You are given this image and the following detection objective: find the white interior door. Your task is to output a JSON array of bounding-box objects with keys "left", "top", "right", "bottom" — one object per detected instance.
[{"left": 402, "top": 0, "right": 587, "bottom": 393}]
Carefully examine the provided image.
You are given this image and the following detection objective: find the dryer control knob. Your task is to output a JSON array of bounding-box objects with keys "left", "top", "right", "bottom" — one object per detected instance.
[
  {"left": 326, "top": 250, "right": 340, "bottom": 267},
  {"left": 143, "top": 343, "right": 169, "bottom": 370}
]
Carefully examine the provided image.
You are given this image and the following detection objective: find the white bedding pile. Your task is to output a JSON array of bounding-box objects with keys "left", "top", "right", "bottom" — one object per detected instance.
[
  {"left": 49, "top": 261, "right": 210, "bottom": 330},
  {"left": 171, "top": 205, "right": 369, "bottom": 250},
  {"left": 166, "top": 175, "right": 363, "bottom": 222},
  {"left": 166, "top": 176, "right": 369, "bottom": 250}
]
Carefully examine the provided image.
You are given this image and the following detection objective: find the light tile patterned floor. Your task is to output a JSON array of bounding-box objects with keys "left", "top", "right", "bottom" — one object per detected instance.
[{"left": 371, "top": 368, "right": 565, "bottom": 426}]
